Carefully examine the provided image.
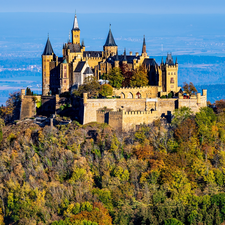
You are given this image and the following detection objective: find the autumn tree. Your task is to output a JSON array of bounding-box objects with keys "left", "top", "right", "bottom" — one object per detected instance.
[
  {"left": 0, "top": 92, "right": 21, "bottom": 123},
  {"left": 99, "top": 84, "right": 113, "bottom": 97},
  {"left": 130, "top": 65, "right": 149, "bottom": 87},
  {"left": 182, "top": 82, "right": 197, "bottom": 96},
  {"left": 120, "top": 63, "right": 133, "bottom": 87},
  {"left": 104, "top": 68, "right": 124, "bottom": 89},
  {"left": 214, "top": 99, "right": 225, "bottom": 114}
]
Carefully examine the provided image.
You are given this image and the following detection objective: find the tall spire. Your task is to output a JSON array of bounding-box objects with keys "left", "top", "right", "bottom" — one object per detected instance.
[
  {"left": 175, "top": 57, "right": 178, "bottom": 64},
  {"left": 161, "top": 57, "right": 164, "bottom": 64},
  {"left": 123, "top": 48, "right": 127, "bottom": 61},
  {"left": 142, "top": 35, "right": 146, "bottom": 54},
  {"left": 73, "top": 12, "right": 79, "bottom": 30},
  {"left": 81, "top": 39, "right": 85, "bottom": 47},
  {"left": 42, "top": 36, "right": 54, "bottom": 55},
  {"left": 104, "top": 24, "right": 117, "bottom": 47}
]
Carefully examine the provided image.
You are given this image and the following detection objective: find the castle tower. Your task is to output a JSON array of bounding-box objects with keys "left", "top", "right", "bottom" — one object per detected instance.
[
  {"left": 161, "top": 53, "right": 178, "bottom": 93},
  {"left": 103, "top": 25, "right": 118, "bottom": 58},
  {"left": 42, "top": 36, "right": 54, "bottom": 96},
  {"left": 60, "top": 58, "right": 69, "bottom": 93},
  {"left": 142, "top": 35, "right": 147, "bottom": 57},
  {"left": 72, "top": 13, "right": 80, "bottom": 45}
]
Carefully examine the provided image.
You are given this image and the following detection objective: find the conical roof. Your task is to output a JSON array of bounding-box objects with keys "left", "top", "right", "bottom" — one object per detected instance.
[
  {"left": 42, "top": 37, "right": 54, "bottom": 55},
  {"left": 123, "top": 49, "right": 127, "bottom": 61},
  {"left": 62, "top": 58, "right": 67, "bottom": 64},
  {"left": 104, "top": 25, "right": 117, "bottom": 47},
  {"left": 142, "top": 35, "right": 146, "bottom": 53},
  {"left": 73, "top": 13, "right": 79, "bottom": 30}
]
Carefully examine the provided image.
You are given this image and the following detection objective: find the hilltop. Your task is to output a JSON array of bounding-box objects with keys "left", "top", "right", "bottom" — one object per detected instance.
[{"left": 1, "top": 105, "right": 225, "bottom": 224}]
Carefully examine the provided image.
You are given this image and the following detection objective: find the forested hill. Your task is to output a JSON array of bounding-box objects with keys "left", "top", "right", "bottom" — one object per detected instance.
[{"left": 1, "top": 105, "right": 225, "bottom": 224}]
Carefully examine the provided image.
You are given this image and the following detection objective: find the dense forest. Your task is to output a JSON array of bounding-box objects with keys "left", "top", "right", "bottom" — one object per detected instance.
[{"left": 1, "top": 97, "right": 225, "bottom": 224}]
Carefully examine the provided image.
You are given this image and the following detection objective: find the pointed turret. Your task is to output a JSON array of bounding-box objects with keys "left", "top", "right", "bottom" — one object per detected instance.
[
  {"left": 142, "top": 35, "right": 146, "bottom": 54},
  {"left": 175, "top": 57, "right": 178, "bottom": 65},
  {"left": 123, "top": 49, "right": 127, "bottom": 64},
  {"left": 104, "top": 25, "right": 117, "bottom": 47},
  {"left": 42, "top": 36, "right": 54, "bottom": 55},
  {"left": 81, "top": 39, "right": 85, "bottom": 47},
  {"left": 72, "top": 12, "right": 80, "bottom": 44},
  {"left": 72, "top": 13, "right": 79, "bottom": 31},
  {"left": 161, "top": 57, "right": 164, "bottom": 65},
  {"left": 103, "top": 24, "right": 118, "bottom": 58}
]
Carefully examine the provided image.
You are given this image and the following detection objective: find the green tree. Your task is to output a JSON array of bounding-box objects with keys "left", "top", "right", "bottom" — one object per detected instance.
[
  {"left": 164, "top": 218, "right": 184, "bottom": 225},
  {"left": 104, "top": 68, "right": 124, "bottom": 89},
  {"left": 99, "top": 84, "right": 113, "bottom": 97},
  {"left": 73, "top": 76, "right": 101, "bottom": 98},
  {"left": 130, "top": 65, "right": 149, "bottom": 87},
  {"left": 171, "top": 106, "right": 193, "bottom": 128}
]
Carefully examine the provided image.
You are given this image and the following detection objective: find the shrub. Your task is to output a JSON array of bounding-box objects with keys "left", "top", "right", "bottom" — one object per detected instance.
[{"left": 99, "top": 84, "right": 113, "bottom": 97}]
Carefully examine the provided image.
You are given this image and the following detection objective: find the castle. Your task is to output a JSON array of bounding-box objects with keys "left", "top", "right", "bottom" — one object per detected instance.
[{"left": 20, "top": 13, "right": 207, "bottom": 131}]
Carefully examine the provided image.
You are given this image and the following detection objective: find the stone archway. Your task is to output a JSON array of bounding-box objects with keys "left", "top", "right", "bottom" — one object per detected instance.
[
  {"left": 127, "top": 92, "right": 133, "bottom": 99},
  {"left": 120, "top": 92, "right": 125, "bottom": 98}
]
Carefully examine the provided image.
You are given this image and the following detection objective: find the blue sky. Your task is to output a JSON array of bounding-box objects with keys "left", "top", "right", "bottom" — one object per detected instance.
[{"left": 1, "top": 0, "right": 225, "bottom": 14}]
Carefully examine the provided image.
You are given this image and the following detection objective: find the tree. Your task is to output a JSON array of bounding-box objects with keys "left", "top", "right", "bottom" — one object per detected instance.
[
  {"left": 130, "top": 65, "right": 149, "bottom": 87},
  {"left": 104, "top": 68, "right": 124, "bottom": 89},
  {"left": 25, "top": 87, "right": 33, "bottom": 96},
  {"left": 99, "top": 84, "right": 113, "bottom": 97},
  {"left": 182, "top": 82, "right": 197, "bottom": 96},
  {"left": 214, "top": 99, "right": 225, "bottom": 114},
  {"left": 164, "top": 218, "right": 184, "bottom": 225},
  {"left": 171, "top": 106, "right": 193, "bottom": 128},
  {"left": 73, "top": 76, "right": 101, "bottom": 98},
  {"left": 0, "top": 92, "right": 21, "bottom": 123},
  {"left": 120, "top": 64, "right": 133, "bottom": 87}
]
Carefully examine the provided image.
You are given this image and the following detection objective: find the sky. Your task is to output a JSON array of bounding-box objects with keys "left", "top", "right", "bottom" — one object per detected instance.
[{"left": 1, "top": 0, "right": 225, "bottom": 14}]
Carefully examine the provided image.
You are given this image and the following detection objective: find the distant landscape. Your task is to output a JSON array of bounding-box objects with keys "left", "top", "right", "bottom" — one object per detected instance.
[{"left": 1, "top": 13, "right": 225, "bottom": 104}]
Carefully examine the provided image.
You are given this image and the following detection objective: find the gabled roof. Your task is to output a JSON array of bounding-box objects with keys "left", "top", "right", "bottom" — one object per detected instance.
[
  {"left": 72, "top": 13, "right": 80, "bottom": 31},
  {"left": 84, "top": 67, "right": 93, "bottom": 75},
  {"left": 83, "top": 51, "right": 102, "bottom": 58},
  {"left": 42, "top": 37, "right": 54, "bottom": 55},
  {"left": 143, "top": 58, "right": 157, "bottom": 67},
  {"left": 75, "top": 61, "right": 86, "bottom": 72},
  {"left": 104, "top": 26, "right": 117, "bottom": 47}
]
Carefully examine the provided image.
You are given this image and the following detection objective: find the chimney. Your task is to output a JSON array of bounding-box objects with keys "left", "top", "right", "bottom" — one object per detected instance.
[{"left": 129, "top": 51, "right": 132, "bottom": 55}]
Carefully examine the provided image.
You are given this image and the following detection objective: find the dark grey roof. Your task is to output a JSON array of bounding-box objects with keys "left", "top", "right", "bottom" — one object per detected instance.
[
  {"left": 104, "top": 27, "right": 117, "bottom": 47},
  {"left": 68, "top": 44, "right": 81, "bottom": 53},
  {"left": 84, "top": 67, "right": 93, "bottom": 74},
  {"left": 42, "top": 37, "right": 54, "bottom": 55},
  {"left": 83, "top": 51, "right": 102, "bottom": 58},
  {"left": 166, "top": 53, "right": 174, "bottom": 65},
  {"left": 106, "top": 54, "right": 140, "bottom": 65},
  {"left": 143, "top": 58, "right": 157, "bottom": 67},
  {"left": 75, "top": 61, "right": 86, "bottom": 72}
]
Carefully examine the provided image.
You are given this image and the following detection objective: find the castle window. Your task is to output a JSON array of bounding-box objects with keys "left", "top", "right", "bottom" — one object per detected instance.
[
  {"left": 171, "top": 72, "right": 173, "bottom": 75},
  {"left": 170, "top": 77, "right": 174, "bottom": 83},
  {"left": 174, "top": 72, "right": 176, "bottom": 75},
  {"left": 64, "top": 66, "right": 66, "bottom": 70},
  {"left": 64, "top": 80, "right": 66, "bottom": 84},
  {"left": 168, "top": 72, "right": 170, "bottom": 75}
]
